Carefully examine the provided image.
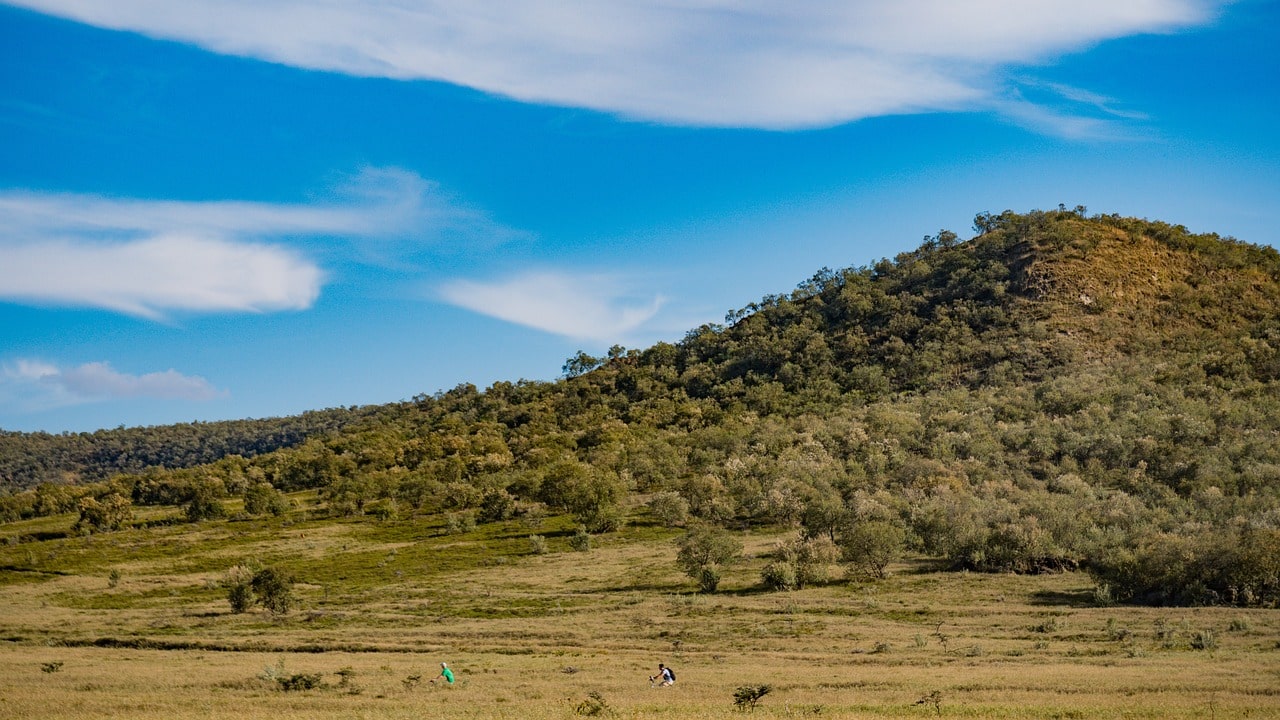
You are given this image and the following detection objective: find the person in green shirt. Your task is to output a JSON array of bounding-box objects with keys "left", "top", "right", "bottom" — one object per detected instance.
[{"left": 433, "top": 662, "right": 454, "bottom": 685}]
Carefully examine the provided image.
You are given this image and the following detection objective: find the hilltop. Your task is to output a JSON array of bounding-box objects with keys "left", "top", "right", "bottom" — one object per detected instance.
[{"left": 2, "top": 208, "right": 1279, "bottom": 606}]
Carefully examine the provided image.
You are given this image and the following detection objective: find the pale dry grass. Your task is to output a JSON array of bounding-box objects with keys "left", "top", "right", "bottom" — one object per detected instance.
[{"left": 2, "top": 510, "right": 1278, "bottom": 718}]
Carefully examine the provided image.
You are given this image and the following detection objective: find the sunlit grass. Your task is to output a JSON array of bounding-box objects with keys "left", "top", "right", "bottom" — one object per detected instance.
[{"left": 1, "top": 504, "right": 1278, "bottom": 718}]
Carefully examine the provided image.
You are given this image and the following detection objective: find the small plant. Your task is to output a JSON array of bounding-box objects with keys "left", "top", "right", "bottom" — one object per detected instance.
[
  {"left": 106, "top": 569, "right": 121, "bottom": 588},
  {"left": 277, "top": 673, "right": 323, "bottom": 691},
  {"left": 1105, "top": 618, "right": 1132, "bottom": 641},
  {"left": 402, "top": 673, "right": 422, "bottom": 690},
  {"left": 528, "top": 534, "right": 548, "bottom": 555},
  {"left": 445, "top": 510, "right": 477, "bottom": 535},
  {"left": 575, "top": 690, "right": 612, "bottom": 716},
  {"left": 1227, "top": 616, "right": 1252, "bottom": 632},
  {"left": 932, "top": 622, "right": 950, "bottom": 654},
  {"left": 1030, "top": 616, "right": 1060, "bottom": 633},
  {"left": 40, "top": 661, "right": 63, "bottom": 674},
  {"left": 1190, "top": 629, "right": 1217, "bottom": 651},
  {"left": 871, "top": 641, "right": 891, "bottom": 654},
  {"left": 569, "top": 527, "right": 592, "bottom": 552},
  {"left": 733, "top": 684, "right": 772, "bottom": 712},
  {"left": 916, "top": 690, "right": 943, "bottom": 716}
]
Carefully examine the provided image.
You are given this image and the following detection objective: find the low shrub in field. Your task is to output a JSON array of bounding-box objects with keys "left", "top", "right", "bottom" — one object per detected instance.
[{"left": 733, "top": 684, "right": 771, "bottom": 712}]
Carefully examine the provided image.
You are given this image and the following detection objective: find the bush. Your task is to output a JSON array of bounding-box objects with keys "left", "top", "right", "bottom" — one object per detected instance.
[
  {"left": 761, "top": 535, "right": 839, "bottom": 590},
  {"left": 185, "top": 480, "right": 227, "bottom": 522},
  {"left": 244, "top": 482, "right": 290, "bottom": 517},
  {"left": 570, "top": 527, "right": 592, "bottom": 552},
  {"left": 73, "top": 493, "right": 132, "bottom": 534},
  {"left": 1087, "top": 527, "right": 1280, "bottom": 606},
  {"left": 251, "top": 566, "right": 294, "bottom": 614},
  {"left": 840, "top": 521, "right": 905, "bottom": 580},
  {"left": 445, "top": 510, "right": 477, "bottom": 535},
  {"left": 225, "top": 564, "right": 256, "bottom": 613},
  {"left": 676, "top": 525, "right": 742, "bottom": 593},
  {"left": 649, "top": 491, "right": 690, "bottom": 528},
  {"left": 528, "top": 534, "right": 548, "bottom": 554}
]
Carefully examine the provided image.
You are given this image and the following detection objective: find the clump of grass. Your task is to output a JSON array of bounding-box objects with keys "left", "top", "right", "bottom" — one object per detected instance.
[
  {"left": 575, "top": 690, "right": 612, "bottom": 716},
  {"left": 1105, "top": 618, "right": 1132, "bottom": 641},
  {"left": 402, "top": 673, "right": 422, "bottom": 690},
  {"left": 1030, "top": 616, "right": 1061, "bottom": 633},
  {"left": 1190, "top": 629, "right": 1217, "bottom": 651},
  {"left": 106, "top": 569, "right": 121, "bottom": 588},
  {"left": 1227, "top": 616, "right": 1252, "bottom": 632},
  {"left": 40, "top": 661, "right": 63, "bottom": 674}
]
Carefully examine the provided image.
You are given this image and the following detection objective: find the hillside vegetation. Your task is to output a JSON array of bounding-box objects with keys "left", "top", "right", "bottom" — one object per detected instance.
[{"left": 3, "top": 208, "right": 1280, "bottom": 606}]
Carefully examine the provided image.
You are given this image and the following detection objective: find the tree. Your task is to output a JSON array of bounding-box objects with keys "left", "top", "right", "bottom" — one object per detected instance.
[
  {"left": 73, "top": 493, "right": 132, "bottom": 534},
  {"left": 251, "top": 566, "right": 295, "bottom": 614},
  {"left": 184, "top": 479, "right": 227, "bottom": 522},
  {"left": 840, "top": 520, "right": 906, "bottom": 580},
  {"left": 675, "top": 525, "right": 742, "bottom": 592},
  {"left": 243, "top": 482, "right": 290, "bottom": 517},
  {"left": 562, "top": 351, "right": 602, "bottom": 378}
]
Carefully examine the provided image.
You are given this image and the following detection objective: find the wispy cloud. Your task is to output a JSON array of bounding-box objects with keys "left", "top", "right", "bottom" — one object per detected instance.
[
  {"left": 439, "top": 271, "right": 665, "bottom": 343},
  {"left": 0, "top": 167, "right": 493, "bottom": 319},
  {"left": 7, "top": 1, "right": 1224, "bottom": 130},
  {"left": 2, "top": 358, "right": 224, "bottom": 411}
]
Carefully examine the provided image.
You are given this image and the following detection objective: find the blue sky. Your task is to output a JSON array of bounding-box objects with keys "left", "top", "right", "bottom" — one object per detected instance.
[{"left": 1, "top": 0, "right": 1277, "bottom": 433}]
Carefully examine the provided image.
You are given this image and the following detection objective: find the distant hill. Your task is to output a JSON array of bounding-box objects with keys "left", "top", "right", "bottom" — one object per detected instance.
[
  {"left": 0, "top": 407, "right": 370, "bottom": 489},
  {"left": 4, "top": 208, "right": 1279, "bottom": 605}
]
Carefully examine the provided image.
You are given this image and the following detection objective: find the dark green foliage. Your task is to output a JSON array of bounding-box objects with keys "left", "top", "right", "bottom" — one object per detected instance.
[
  {"left": 277, "top": 673, "right": 323, "bottom": 691},
  {"left": 184, "top": 479, "right": 227, "bottom": 522},
  {"left": 1088, "top": 527, "right": 1280, "bottom": 607},
  {"left": 243, "top": 482, "right": 290, "bottom": 517},
  {"left": 250, "top": 566, "right": 295, "bottom": 614},
  {"left": 733, "top": 684, "right": 772, "bottom": 712}
]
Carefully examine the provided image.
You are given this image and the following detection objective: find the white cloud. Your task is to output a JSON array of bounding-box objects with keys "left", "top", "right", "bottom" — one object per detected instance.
[
  {"left": 7, "top": 1, "right": 1224, "bottom": 129},
  {"left": 439, "top": 271, "right": 664, "bottom": 342},
  {"left": 0, "top": 167, "right": 482, "bottom": 319},
  {"left": 2, "top": 359, "right": 224, "bottom": 410}
]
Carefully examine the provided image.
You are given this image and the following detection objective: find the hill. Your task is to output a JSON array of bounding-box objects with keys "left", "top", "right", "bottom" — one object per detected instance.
[{"left": 2, "top": 207, "right": 1279, "bottom": 606}]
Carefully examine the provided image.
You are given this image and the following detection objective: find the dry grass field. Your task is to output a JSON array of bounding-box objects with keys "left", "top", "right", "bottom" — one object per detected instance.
[{"left": 2, "top": 496, "right": 1278, "bottom": 719}]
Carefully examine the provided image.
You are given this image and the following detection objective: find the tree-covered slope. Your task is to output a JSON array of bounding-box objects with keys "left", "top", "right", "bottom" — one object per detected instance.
[{"left": 4, "top": 209, "right": 1279, "bottom": 605}]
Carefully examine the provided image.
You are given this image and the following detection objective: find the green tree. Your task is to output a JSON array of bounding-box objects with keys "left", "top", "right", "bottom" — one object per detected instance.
[
  {"left": 251, "top": 567, "right": 295, "bottom": 614},
  {"left": 73, "top": 493, "right": 132, "bottom": 534},
  {"left": 675, "top": 525, "right": 743, "bottom": 592}
]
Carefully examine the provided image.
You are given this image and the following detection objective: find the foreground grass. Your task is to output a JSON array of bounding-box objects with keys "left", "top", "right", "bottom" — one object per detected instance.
[{"left": 2, "top": 504, "right": 1278, "bottom": 718}]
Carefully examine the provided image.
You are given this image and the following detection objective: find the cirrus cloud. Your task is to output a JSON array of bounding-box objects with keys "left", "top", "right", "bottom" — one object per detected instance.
[
  {"left": 4, "top": 0, "right": 1225, "bottom": 130},
  {"left": 439, "top": 271, "right": 665, "bottom": 343}
]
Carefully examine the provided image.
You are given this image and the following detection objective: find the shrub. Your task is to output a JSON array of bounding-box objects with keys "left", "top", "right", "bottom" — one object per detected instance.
[
  {"left": 528, "top": 534, "right": 548, "bottom": 555},
  {"left": 649, "top": 491, "right": 690, "bottom": 528},
  {"left": 762, "top": 535, "right": 839, "bottom": 590},
  {"left": 570, "top": 527, "right": 592, "bottom": 552},
  {"left": 840, "top": 520, "right": 905, "bottom": 580},
  {"left": 184, "top": 480, "right": 227, "bottom": 522},
  {"left": 733, "top": 684, "right": 771, "bottom": 712},
  {"left": 676, "top": 525, "right": 742, "bottom": 593},
  {"left": 225, "top": 564, "right": 256, "bottom": 613},
  {"left": 244, "top": 482, "right": 290, "bottom": 517},
  {"left": 575, "top": 690, "right": 612, "bottom": 717},
  {"left": 251, "top": 566, "right": 294, "bottom": 614},
  {"left": 73, "top": 493, "right": 132, "bottom": 534},
  {"left": 445, "top": 510, "right": 477, "bottom": 535},
  {"left": 1087, "top": 527, "right": 1280, "bottom": 606},
  {"left": 277, "top": 673, "right": 323, "bottom": 691}
]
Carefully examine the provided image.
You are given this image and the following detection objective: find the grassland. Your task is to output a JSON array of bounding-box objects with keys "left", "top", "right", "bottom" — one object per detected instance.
[{"left": 1, "top": 495, "right": 1278, "bottom": 719}]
